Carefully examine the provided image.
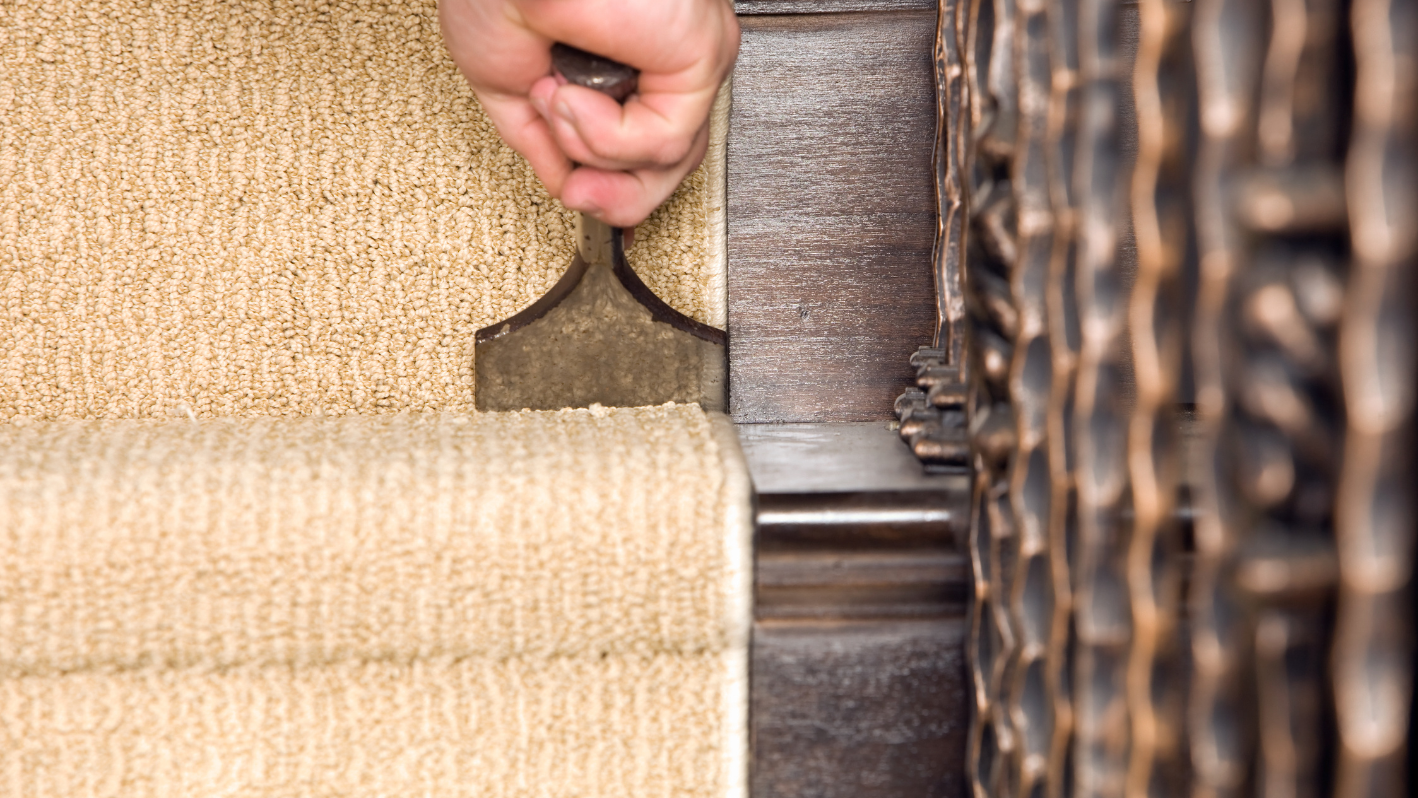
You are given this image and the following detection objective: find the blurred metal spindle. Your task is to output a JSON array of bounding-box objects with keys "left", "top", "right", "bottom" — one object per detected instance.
[
  {"left": 1006, "top": 0, "right": 1062, "bottom": 794},
  {"left": 1233, "top": 1, "right": 1350, "bottom": 795},
  {"left": 1189, "top": 0, "right": 1267, "bottom": 793},
  {"left": 1043, "top": 0, "right": 1083, "bottom": 792},
  {"left": 907, "top": 0, "right": 1418, "bottom": 793},
  {"left": 1127, "top": 0, "right": 1192, "bottom": 795},
  {"left": 1070, "top": 0, "right": 1136, "bottom": 795},
  {"left": 1333, "top": 0, "right": 1417, "bottom": 794},
  {"left": 962, "top": 0, "right": 1024, "bottom": 793}
]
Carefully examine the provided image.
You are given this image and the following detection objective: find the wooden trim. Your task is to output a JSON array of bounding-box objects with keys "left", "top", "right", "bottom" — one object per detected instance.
[
  {"left": 751, "top": 619, "right": 969, "bottom": 798},
  {"left": 740, "top": 422, "right": 970, "bottom": 797}
]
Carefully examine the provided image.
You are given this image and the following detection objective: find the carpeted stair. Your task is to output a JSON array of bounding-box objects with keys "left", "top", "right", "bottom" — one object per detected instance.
[{"left": 0, "top": 2, "right": 747, "bottom": 796}]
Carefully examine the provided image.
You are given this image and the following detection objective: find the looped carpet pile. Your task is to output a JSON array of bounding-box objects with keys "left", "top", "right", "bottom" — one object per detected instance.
[
  {"left": 0, "top": 407, "right": 751, "bottom": 797},
  {"left": 0, "top": 1, "right": 748, "bottom": 796}
]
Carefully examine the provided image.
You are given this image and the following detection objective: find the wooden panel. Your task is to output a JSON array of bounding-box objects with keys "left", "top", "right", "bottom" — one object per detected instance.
[
  {"left": 727, "top": 12, "right": 939, "bottom": 422},
  {"left": 742, "top": 422, "right": 971, "bottom": 797},
  {"left": 752, "top": 621, "right": 969, "bottom": 798}
]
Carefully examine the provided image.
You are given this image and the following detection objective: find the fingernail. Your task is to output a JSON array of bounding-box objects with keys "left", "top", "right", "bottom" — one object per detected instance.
[
  {"left": 554, "top": 100, "right": 575, "bottom": 124},
  {"left": 530, "top": 96, "right": 549, "bottom": 119}
]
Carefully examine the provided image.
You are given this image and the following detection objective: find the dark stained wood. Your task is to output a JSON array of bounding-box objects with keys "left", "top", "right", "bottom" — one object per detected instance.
[
  {"left": 737, "top": 422, "right": 964, "bottom": 494},
  {"left": 756, "top": 549, "right": 968, "bottom": 620},
  {"left": 756, "top": 491, "right": 964, "bottom": 550},
  {"left": 727, "top": 12, "right": 939, "bottom": 423},
  {"left": 735, "top": 0, "right": 936, "bottom": 14},
  {"left": 739, "top": 421, "right": 969, "bottom": 549},
  {"left": 741, "top": 422, "right": 971, "bottom": 796},
  {"left": 752, "top": 620, "right": 970, "bottom": 798},
  {"left": 726, "top": 8, "right": 970, "bottom": 794}
]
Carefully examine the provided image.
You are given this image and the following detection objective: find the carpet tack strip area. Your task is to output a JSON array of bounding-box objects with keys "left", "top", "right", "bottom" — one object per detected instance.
[{"left": 0, "top": 0, "right": 726, "bottom": 420}]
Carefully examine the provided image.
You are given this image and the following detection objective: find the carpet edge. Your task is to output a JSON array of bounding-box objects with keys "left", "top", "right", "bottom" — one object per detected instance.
[
  {"left": 704, "top": 77, "right": 732, "bottom": 330},
  {"left": 707, "top": 411, "right": 751, "bottom": 798}
]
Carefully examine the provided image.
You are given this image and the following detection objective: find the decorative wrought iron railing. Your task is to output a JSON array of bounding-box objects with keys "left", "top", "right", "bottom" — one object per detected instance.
[{"left": 897, "top": 0, "right": 1416, "bottom": 794}]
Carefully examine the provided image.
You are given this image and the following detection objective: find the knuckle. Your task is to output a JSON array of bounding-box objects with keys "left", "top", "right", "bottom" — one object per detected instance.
[
  {"left": 651, "top": 135, "right": 693, "bottom": 167},
  {"left": 571, "top": 113, "right": 699, "bottom": 170},
  {"left": 582, "top": 135, "right": 621, "bottom": 164}
]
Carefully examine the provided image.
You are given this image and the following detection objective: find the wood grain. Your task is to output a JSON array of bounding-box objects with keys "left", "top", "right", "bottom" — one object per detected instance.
[
  {"left": 728, "top": 11, "right": 970, "bottom": 795},
  {"left": 752, "top": 620, "right": 969, "bottom": 798},
  {"left": 742, "top": 422, "right": 971, "bottom": 796},
  {"left": 737, "top": 421, "right": 965, "bottom": 494},
  {"left": 727, "top": 12, "right": 939, "bottom": 422}
]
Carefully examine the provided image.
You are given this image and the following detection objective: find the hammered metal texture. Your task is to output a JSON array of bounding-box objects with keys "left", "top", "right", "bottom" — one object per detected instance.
[
  {"left": 1188, "top": 0, "right": 1267, "bottom": 794},
  {"left": 1006, "top": 0, "right": 1064, "bottom": 794},
  {"left": 1041, "top": 0, "right": 1083, "bottom": 791},
  {"left": 1069, "top": 1, "right": 1137, "bottom": 795},
  {"left": 1333, "top": 0, "right": 1416, "bottom": 794},
  {"left": 903, "top": 0, "right": 1417, "bottom": 792},
  {"left": 1126, "top": 2, "right": 1191, "bottom": 796},
  {"left": 961, "top": 0, "right": 1024, "bottom": 794},
  {"left": 896, "top": 0, "right": 972, "bottom": 472}
]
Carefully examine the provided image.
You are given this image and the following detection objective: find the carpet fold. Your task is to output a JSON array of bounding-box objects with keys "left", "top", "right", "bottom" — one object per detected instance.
[{"left": 0, "top": 405, "right": 752, "bottom": 797}]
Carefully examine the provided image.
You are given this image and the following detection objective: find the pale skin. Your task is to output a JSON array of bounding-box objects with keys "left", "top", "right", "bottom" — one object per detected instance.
[{"left": 439, "top": 0, "right": 741, "bottom": 228}]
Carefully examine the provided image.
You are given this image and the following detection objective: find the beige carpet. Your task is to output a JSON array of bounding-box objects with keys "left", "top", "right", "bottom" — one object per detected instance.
[
  {"left": 0, "top": 405, "right": 752, "bottom": 797},
  {"left": 0, "top": 0, "right": 729, "bottom": 421},
  {"left": 0, "top": 1, "right": 748, "bottom": 795}
]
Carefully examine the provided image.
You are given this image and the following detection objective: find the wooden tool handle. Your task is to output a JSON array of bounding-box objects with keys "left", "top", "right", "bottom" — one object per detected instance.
[{"left": 551, "top": 43, "right": 639, "bottom": 103}]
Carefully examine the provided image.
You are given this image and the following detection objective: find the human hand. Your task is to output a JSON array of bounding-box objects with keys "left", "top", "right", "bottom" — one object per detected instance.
[{"left": 440, "top": 0, "right": 740, "bottom": 227}]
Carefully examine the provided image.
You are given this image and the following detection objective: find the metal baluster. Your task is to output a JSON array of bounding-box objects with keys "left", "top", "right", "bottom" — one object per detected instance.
[
  {"left": 1043, "top": 0, "right": 1083, "bottom": 792},
  {"left": 938, "top": 1, "right": 1418, "bottom": 795},
  {"left": 897, "top": 0, "right": 972, "bottom": 472},
  {"left": 1333, "top": 0, "right": 1417, "bottom": 794},
  {"left": 1229, "top": 0, "right": 1351, "bottom": 795},
  {"left": 962, "top": 0, "right": 1024, "bottom": 793},
  {"left": 1127, "top": 0, "right": 1193, "bottom": 795},
  {"left": 938, "top": 1, "right": 971, "bottom": 371},
  {"left": 1070, "top": 0, "right": 1134, "bottom": 794},
  {"left": 1007, "top": 0, "right": 1061, "bottom": 794},
  {"left": 1189, "top": 0, "right": 1266, "bottom": 793}
]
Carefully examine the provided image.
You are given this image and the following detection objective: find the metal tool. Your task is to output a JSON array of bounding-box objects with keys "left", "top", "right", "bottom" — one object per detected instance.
[{"left": 474, "top": 44, "right": 727, "bottom": 412}]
